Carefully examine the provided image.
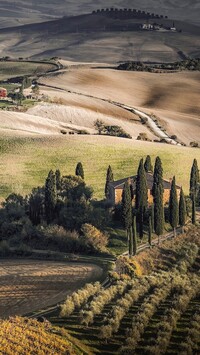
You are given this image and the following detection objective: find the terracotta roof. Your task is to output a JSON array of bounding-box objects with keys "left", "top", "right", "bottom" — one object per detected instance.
[{"left": 109, "top": 172, "right": 181, "bottom": 190}]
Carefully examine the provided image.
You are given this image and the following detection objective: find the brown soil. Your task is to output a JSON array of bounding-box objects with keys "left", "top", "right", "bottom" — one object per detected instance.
[{"left": 0, "top": 259, "right": 103, "bottom": 318}]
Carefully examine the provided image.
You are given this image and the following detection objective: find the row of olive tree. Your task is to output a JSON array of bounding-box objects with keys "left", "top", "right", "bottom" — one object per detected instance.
[{"left": 60, "top": 282, "right": 101, "bottom": 317}]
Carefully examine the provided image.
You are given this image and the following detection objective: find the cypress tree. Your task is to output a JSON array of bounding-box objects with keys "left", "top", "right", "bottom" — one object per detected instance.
[
  {"left": 152, "top": 157, "right": 164, "bottom": 243},
  {"left": 144, "top": 155, "right": 153, "bottom": 172},
  {"left": 148, "top": 215, "right": 152, "bottom": 247},
  {"left": 135, "top": 159, "right": 148, "bottom": 210},
  {"left": 75, "top": 162, "right": 84, "bottom": 179},
  {"left": 55, "top": 169, "right": 61, "bottom": 190},
  {"left": 169, "top": 176, "right": 179, "bottom": 237},
  {"left": 122, "top": 180, "right": 132, "bottom": 247},
  {"left": 105, "top": 165, "right": 114, "bottom": 199},
  {"left": 154, "top": 184, "right": 164, "bottom": 243},
  {"left": 132, "top": 215, "right": 137, "bottom": 255},
  {"left": 179, "top": 187, "right": 186, "bottom": 231},
  {"left": 135, "top": 159, "right": 148, "bottom": 239},
  {"left": 197, "top": 188, "right": 200, "bottom": 208},
  {"left": 190, "top": 159, "right": 199, "bottom": 198},
  {"left": 152, "top": 156, "right": 164, "bottom": 197},
  {"left": 151, "top": 204, "right": 154, "bottom": 233},
  {"left": 45, "top": 170, "right": 57, "bottom": 224},
  {"left": 192, "top": 195, "right": 196, "bottom": 225}
]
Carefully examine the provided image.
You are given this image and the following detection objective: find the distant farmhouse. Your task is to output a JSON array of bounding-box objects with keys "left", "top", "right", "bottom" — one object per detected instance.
[
  {"left": 0, "top": 87, "right": 7, "bottom": 98},
  {"left": 141, "top": 22, "right": 177, "bottom": 32},
  {"left": 108, "top": 172, "right": 181, "bottom": 206}
]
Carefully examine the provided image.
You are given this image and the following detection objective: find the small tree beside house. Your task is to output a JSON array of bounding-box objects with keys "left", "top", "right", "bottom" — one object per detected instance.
[{"left": 105, "top": 165, "right": 114, "bottom": 199}]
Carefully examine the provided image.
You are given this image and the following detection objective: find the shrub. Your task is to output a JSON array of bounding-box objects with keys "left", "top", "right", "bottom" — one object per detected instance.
[
  {"left": 190, "top": 141, "right": 199, "bottom": 148},
  {"left": 81, "top": 224, "right": 108, "bottom": 252}
]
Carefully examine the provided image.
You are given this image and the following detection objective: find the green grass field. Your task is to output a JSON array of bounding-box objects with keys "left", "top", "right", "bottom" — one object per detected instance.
[
  {"left": 0, "top": 135, "right": 199, "bottom": 200},
  {"left": 0, "top": 60, "right": 57, "bottom": 81}
]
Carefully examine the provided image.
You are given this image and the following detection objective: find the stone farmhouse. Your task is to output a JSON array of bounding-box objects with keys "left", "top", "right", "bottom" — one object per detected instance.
[{"left": 108, "top": 172, "right": 181, "bottom": 206}]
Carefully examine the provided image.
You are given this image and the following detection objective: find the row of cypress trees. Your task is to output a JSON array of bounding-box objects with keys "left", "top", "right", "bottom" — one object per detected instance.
[{"left": 105, "top": 156, "right": 199, "bottom": 256}]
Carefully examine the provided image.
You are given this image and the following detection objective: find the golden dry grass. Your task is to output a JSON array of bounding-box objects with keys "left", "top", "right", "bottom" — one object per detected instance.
[{"left": 40, "top": 68, "right": 200, "bottom": 145}]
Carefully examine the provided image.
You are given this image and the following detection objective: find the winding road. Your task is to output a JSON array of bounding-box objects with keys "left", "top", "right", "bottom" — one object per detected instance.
[{"left": 39, "top": 65, "right": 181, "bottom": 146}]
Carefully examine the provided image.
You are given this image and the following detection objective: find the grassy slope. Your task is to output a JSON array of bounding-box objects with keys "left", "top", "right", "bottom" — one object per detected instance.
[
  {"left": 0, "top": 135, "right": 199, "bottom": 199},
  {"left": 0, "top": 61, "right": 56, "bottom": 81}
]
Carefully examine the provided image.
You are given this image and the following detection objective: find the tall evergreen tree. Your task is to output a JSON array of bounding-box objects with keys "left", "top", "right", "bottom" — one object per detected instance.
[
  {"left": 148, "top": 215, "right": 152, "bottom": 247},
  {"left": 29, "top": 187, "right": 44, "bottom": 225},
  {"left": 192, "top": 195, "right": 196, "bottom": 225},
  {"left": 122, "top": 180, "right": 132, "bottom": 248},
  {"left": 151, "top": 204, "right": 154, "bottom": 233},
  {"left": 135, "top": 159, "right": 148, "bottom": 210},
  {"left": 154, "top": 184, "right": 164, "bottom": 243},
  {"left": 45, "top": 170, "right": 57, "bottom": 224},
  {"left": 135, "top": 159, "right": 148, "bottom": 239},
  {"left": 152, "top": 156, "right": 164, "bottom": 242},
  {"left": 75, "top": 162, "right": 84, "bottom": 180},
  {"left": 144, "top": 155, "right": 153, "bottom": 172},
  {"left": 152, "top": 156, "right": 164, "bottom": 197},
  {"left": 169, "top": 176, "right": 179, "bottom": 237},
  {"left": 190, "top": 159, "right": 199, "bottom": 198},
  {"left": 179, "top": 187, "right": 186, "bottom": 231},
  {"left": 132, "top": 215, "right": 137, "bottom": 256},
  {"left": 55, "top": 169, "right": 61, "bottom": 190},
  {"left": 105, "top": 165, "right": 114, "bottom": 199}
]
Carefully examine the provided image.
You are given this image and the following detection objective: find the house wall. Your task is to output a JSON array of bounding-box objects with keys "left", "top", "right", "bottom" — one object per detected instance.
[
  {"left": 115, "top": 188, "right": 123, "bottom": 205},
  {"left": 113, "top": 188, "right": 181, "bottom": 206},
  {"left": 0, "top": 89, "right": 7, "bottom": 98}
]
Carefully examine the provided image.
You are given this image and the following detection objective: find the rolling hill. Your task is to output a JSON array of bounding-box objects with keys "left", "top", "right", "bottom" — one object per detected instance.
[
  {"left": 0, "top": 1, "right": 199, "bottom": 28},
  {"left": 0, "top": 9, "right": 199, "bottom": 62}
]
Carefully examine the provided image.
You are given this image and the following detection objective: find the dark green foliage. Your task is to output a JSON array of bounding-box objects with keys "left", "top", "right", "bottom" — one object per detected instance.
[
  {"left": 138, "top": 207, "right": 144, "bottom": 239},
  {"left": 55, "top": 169, "right": 61, "bottom": 190},
  {"left": 132, "top": 215, "right": 137, "bottom": 255},
  {"left": 179, "top": 187, "right": 186, "bottom": 227},
  {"left": 2, "top": 193, "right": 25, "bottom": 221},
  {"left": 151, "top": 204, "right": 154, "bottom": 233},
  {"left": 154, "top": 184, "right": 164, "bottom": 237},
  {"left": 118, "top": 58, "right": 200, "bottom": 72},
  {"left": 122, "top": 180, "right": 132, "bottom": 231},
  {"left": 105, "top": 165, "right": 114, "bottom": 199},
  {"left": 60, "top": 175, "right": 93, "bottom": 202},
  {"left": 190, "top": 159, "right": 199, "bottom": 198},
  {"left": 28, "top": 187, "right": 44, "bottom": 225},
  {"left": 45, "top": 170, "right": 57, "bottom": 224},
  {"left": 135, "top": 159, "right": 148, "bottom": 211},
  {"left": 58, "top": 175, "right": 93, "bottom": 231},
  {"left": 148, "top": 216, "right": 152, "bottom": 246},
  {"left": 58, "top": 199, "right": 90, "bottom": 231},
  {"left": 135, "top": 159, "right": 148, "bottom": 239},
  {"left": 103, "top": 125, "right": 132, "bottom": 139},
  {"left": 75, "top": 162, "right": 84, "bottom": 180},
  {"left": 94, "top": 119, "right": 105, "bottom": 135},
  {"left": 152, "top": 156, "right": 164, "bottom": 238},
  {"left": 144, "top": 155, "right": 153, "bottom": 172},
  {"left": 169, "top": 176, "right": 179, "bottom": 232},
  {"left": 94, "top": 119, "right": 132, "bottom": 139},
  {"left": 192, "top": 195, "right": 196, "bottom": 225},
  {"left": 197, "top": 188, "right": 200, "bottom": 207},
  {"left": 152, "top": 156, "right": 164, "bottom": 197}
]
